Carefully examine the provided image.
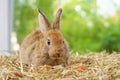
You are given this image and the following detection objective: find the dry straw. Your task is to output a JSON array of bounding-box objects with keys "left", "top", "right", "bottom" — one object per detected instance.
[{"left": 0, "top": 51, "right": 120, "bottom": 80}]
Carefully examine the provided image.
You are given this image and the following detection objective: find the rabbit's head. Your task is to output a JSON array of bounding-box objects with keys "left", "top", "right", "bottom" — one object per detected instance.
[{"left": 38, "top": 8, "right": 69, "bottom": 60}]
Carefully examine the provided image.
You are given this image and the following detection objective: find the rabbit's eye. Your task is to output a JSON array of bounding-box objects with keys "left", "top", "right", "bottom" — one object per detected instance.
[{"left": 47, "top": 39, "right": 50, "bottom": 45}]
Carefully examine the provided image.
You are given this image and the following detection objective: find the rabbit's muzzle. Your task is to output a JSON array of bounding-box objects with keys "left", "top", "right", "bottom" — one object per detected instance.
[
  {"left": 50, "top": 48, "right": 65, "bottom": 59},
  {"left": 55, "top": 49, "right": 64, "bottom": 57}
]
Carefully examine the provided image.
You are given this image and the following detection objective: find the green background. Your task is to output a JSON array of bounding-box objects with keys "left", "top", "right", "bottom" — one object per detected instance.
[{"left": 14, "top": 0, "right": 120, "bottom": 53}]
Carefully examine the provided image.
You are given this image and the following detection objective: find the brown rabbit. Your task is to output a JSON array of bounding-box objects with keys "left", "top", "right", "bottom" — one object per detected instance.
[{"left": 19, "top": 8, "right": 69, "bottom": 66}]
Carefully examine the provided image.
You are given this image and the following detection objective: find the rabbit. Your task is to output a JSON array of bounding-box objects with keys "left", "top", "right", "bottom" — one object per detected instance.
[{"left": 19, "top": 8, "right": 69, "bottom": 66}]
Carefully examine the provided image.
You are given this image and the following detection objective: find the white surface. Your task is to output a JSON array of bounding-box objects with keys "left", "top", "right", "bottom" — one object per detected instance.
[
  {"left": 97, "top": 0, "right": 120, "bottom": 18},
  {"left": 0, "top": 0, "right": 13, "bottom": 50}
]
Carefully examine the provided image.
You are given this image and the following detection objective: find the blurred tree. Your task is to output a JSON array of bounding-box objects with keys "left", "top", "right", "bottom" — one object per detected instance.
[
  {"left": 100, "top": 11, "right": 120, "bottom": 52},
  {"left": 60, "top": 0, "right": 120, "bottom": 53},
  {"left": 60, "top": 0, "right": 101, "bottom": 52}
]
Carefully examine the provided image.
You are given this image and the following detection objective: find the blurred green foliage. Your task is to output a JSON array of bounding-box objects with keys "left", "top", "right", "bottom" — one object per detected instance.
[{"left": 14, "top": 0, "right": 120, "bottom": 53}]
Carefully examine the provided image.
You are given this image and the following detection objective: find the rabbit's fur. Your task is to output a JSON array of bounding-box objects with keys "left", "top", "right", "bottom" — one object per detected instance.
[{"left": 20, "top": 8, "right": 69, "bottom": 66}]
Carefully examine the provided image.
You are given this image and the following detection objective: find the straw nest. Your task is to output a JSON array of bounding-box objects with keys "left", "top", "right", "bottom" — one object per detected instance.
[{"left": 0, "top": 51, "right": 120, "bottom": 80}]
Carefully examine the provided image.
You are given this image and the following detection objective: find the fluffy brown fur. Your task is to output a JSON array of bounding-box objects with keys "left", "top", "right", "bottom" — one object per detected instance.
[{"left": 20, "top": 8, "right": 69, "bottom": 66}]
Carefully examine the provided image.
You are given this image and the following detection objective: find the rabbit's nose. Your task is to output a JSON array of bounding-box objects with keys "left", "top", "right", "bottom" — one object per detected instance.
[
  {"left": 57, "top": 49, "right": 63, "bottom": 52},
  {"left": 56, "top": 53, "right": 60, "bottom": 57},
  {"left": 56, "top": 49, "right": 64, "bottom": 57}
]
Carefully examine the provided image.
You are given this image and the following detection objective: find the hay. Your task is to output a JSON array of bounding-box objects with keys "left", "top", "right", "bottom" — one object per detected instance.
[{"left": 0, "top": 51, "right": 120, "bottom": 80}]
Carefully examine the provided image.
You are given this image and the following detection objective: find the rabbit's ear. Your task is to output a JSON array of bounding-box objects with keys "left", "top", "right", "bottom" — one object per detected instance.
[
  {"left": 38, "top": 9, "right": 51, "bottom": 33},
  {"left": 53, "top": 8, "right": 62, "bottom": 30}
]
